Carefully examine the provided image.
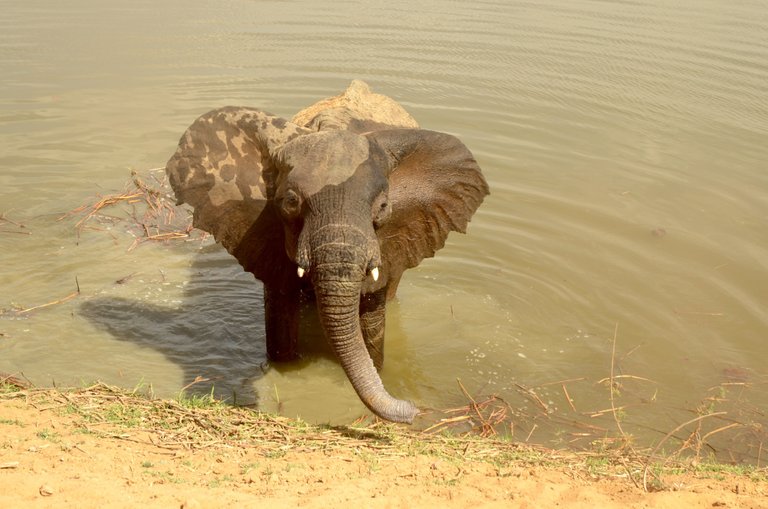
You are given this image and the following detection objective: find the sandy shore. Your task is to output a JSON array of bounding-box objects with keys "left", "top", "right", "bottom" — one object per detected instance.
[{"left": 0, "top": 383, "right": 766, "bottom": 508}]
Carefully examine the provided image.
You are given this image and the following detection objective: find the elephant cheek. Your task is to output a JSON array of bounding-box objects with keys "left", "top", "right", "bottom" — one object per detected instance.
[{"left": 282, "top": 222, "right": 307, "bottom": 268}]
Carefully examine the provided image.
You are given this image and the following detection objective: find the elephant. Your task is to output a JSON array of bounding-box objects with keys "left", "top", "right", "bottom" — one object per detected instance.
[{"left": 165, "top": 80, "right": 488, "bottom": 423}]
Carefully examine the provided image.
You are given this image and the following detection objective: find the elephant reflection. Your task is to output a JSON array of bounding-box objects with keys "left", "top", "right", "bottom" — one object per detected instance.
[{"left": 165, "top": 80, "right": 488, "bottom": 423}]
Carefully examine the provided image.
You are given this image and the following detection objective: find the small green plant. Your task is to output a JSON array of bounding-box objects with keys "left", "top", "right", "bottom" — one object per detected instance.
[
  {"left": 207, "top": 475, "right": 234, "bottom": 489},
  {"left": 240, "top": 462, "right": 260, "bottom": 475},
  {"left": 63, "top": 403, "right": 79, "bottom": 415},
  {"left": 36, "top": 429, "right": 61, "bottom": 443},
  {"left": 177, "top": 387, "right": 220, "bottom": 409},
  {"left": 145, "top": 469, "right": 185, "bottom": 484},
  {"left": 0, "top": 382, "right": 21, "bottom": 395},
  {"left": 104, "top": 403, "right": 144, "bottom": 427},
  {"left": 283, "top": 462, "right": 301, "bottom": 473},
  {"left": 141, "top": 460, "right": 154, "bottom": 468},
  {"left": 0, "top": 418, "right": 24, "bottom": 427},
  {"left": 584, "top": 456, "right": 612, "bottom": 477},
  {"left": 691, "top": 460, "right": 768, "bottom": 481},
  {"left": 644, "top": 462, "right": 667, "bottom": 492},
  {"left": 263, "top": 449, "right": 287, "bottom": 459},
  {"left": 356, "top": 450, "right": 381, "bottom": 474}
]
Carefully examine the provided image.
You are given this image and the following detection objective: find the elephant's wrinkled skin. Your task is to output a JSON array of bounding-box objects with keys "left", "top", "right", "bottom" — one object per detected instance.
[{"left": 165, "top": 81, "right": 489, "bottom": 423}]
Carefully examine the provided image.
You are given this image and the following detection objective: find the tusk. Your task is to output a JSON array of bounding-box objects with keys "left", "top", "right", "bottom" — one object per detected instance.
[
  {"left": 371, "top": 267, "right": 379, "bottom": 282},
  {"left": 297, "top": 267, "right": 305, "bottom": 278}
]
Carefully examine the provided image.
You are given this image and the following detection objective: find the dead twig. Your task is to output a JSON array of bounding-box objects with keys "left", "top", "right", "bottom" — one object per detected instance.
[
  {"left": 0, "top": 211, "right": 30, "bottom": 235},
  {"left": 513, "top": 383, "right": 549, "bottom": 413},
  {"left": 0, "top": 373, "right": 31, "bottom": 390},
  {"left": 525, "top": 423, "right": 538, "bottom": 442},
  {"left": 12, "top": 277, "right": 81, "bottom": 316},
  {"left": 456, "top": 379, "right": 497, "bottom": 437},
  {"left": 596, "top": 374, "right": 657, "bottom": 385},
  {"left": 608, "top": 323, "right": 628, "bottom": 443},
  {"left": 562, "top": 383, "right": 577, "bottom": 412},
  {"left": 180, "top": 376, "right": 211, "bottom": 394},
  {"left": 114, "top": 273, "right": 137, "bottom": 285},
  {"left": 642, "top": 411, "right": 728, "bottom": 492},
  {"left": 427, "top": 381, "right": 518, "bottom": 438},
  {"left": 62, "top": 168, "right": 203, "bottom": 249}
]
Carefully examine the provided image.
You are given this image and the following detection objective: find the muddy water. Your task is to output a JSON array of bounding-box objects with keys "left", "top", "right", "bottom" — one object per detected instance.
[{"left": 1, "top": 1, "right": 767, "bottom": 459}]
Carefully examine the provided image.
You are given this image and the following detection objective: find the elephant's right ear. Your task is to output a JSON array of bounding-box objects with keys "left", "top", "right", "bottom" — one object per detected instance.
[{"left": 165, "top": 107, "right": 310, "bottom": 253}]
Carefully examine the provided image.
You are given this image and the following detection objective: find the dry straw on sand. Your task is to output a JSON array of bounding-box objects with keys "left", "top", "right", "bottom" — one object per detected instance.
[{"left": 1, "top": 376, "right": 765, "bottom": 493}]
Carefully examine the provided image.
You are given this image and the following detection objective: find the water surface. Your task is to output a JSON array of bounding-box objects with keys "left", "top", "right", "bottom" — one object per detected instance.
[{"left": 1, "top": 0, "right": 767, "bottom": 461}]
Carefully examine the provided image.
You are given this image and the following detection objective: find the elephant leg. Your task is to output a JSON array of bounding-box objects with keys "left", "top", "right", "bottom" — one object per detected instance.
[
  {"left": 360, "top": 288, "right": 387, "bottom": 370},
  {"left": 263, "top": 285, "right": 301, "bottom": 362}
]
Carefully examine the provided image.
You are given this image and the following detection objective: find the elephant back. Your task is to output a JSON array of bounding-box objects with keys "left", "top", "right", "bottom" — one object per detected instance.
[{"left": 292, "top": 80, "right": 419, "bottom": 133}]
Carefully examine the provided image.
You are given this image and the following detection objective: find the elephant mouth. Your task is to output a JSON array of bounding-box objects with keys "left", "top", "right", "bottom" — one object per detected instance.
[{"left": 296, "top": 222, "right": 382, "bottom": 283}]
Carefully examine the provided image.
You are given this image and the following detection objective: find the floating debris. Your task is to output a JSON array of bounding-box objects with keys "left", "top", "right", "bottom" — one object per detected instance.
[{"left": 60, "top": 168, "right": 207, "bottom": 250}]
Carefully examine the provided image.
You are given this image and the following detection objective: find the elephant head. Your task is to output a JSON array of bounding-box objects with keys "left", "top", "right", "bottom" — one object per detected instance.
[{"left": 165, "top": 84, "right": 488, "bottom": 423}]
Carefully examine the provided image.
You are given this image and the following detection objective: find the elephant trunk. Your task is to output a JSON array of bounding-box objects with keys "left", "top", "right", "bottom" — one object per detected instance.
[{"left": 312, "top": 261, "right": 418, "bottom": 424}]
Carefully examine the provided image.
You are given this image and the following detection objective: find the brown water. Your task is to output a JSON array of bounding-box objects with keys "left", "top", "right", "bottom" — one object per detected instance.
[{"left": 1, "top": 1, "right": 767, "bottom": 459}]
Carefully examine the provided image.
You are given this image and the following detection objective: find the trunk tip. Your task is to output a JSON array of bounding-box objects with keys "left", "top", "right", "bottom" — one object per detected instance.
[{"left": 374, "top": 399, "right": 419, "bottom": 424}]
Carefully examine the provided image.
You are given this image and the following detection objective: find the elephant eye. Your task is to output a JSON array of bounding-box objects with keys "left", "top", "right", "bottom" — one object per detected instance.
[
  {"left": 372, "top": 194, "right": 391, "bottom": 227},
  {"left": 280, "top": 189, "right": 302, "bottom": 218}
]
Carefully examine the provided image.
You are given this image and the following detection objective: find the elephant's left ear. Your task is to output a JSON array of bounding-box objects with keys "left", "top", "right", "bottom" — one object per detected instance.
[{"left": 366, "top": 129, "right": 489, "bottom": 285}]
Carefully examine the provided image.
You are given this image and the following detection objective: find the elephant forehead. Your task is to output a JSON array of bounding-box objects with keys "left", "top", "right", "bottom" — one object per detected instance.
[{"left": 280, "top": 131, "right": 370, "bottom": 195}]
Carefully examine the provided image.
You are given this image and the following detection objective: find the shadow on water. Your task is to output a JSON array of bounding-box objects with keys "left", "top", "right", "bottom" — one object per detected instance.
[{"left": 79, "top": 243, "right": 332, "bottom": 407}]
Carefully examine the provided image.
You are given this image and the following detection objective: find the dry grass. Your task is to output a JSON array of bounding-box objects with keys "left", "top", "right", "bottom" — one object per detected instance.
[
  {"left": 411, "top": 325, "right": 768, "bottom": 491},
  {"left": 0, "top": 379, "right": 555, "bottom": 469},
  {"left": 1, "top": 374, "right": 765, "bottom": 493}
]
